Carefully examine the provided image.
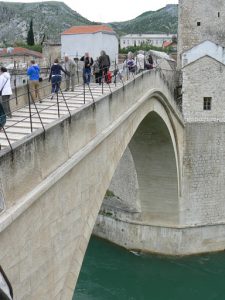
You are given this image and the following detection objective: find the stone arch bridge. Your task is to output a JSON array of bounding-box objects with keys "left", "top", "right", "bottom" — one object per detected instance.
[{"left": 0, "top": 70, "right": 220, "bottom": 300}]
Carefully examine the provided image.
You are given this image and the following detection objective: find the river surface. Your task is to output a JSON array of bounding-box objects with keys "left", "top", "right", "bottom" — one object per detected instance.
[{"left": 74, "top": 236, "right": 225, "bottom": 300}]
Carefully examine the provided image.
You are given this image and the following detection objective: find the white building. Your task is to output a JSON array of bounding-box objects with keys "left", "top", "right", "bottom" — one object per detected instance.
[
  {"left": 61, "top": 25, "right": 118, "bottom": 62},
  {"left": 120, "top": 34, "right": 176, "bottom": 49}
]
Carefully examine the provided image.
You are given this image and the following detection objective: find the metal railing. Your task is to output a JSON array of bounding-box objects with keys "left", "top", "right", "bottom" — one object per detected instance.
[{"left": 0, "top": 62, "right": 182, "bottom": 156}]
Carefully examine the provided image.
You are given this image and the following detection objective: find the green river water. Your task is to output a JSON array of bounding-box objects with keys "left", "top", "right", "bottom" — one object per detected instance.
[{"left": 74, "top": 236, "right": 225, "bottom": 300}]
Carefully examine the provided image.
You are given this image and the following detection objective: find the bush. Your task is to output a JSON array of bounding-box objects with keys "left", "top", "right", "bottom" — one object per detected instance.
[{"left": 119, "top": 43, "right": 170, "bottom": 55}]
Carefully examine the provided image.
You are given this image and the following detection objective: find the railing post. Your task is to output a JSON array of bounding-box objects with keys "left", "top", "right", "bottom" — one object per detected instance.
[
  {"left": 27, "top": 83, "right": 33, "bottom": 132},
  {"left": 101, "top": 66, "right": 104, "bottom": 94},
  {"left": 29, "top": 91, "right": 45, "bottom": 134},
  {"left": 83, "top": 82, "right": 86, "bottom": 104},
  {"left": 114, "top": 61, "right": 117, "bottom": 87},
  {"left": 126, "top": 56, "right": 129, "bottom": 81},
  {"left": 56, "top": 90, "right": 60, "bottom": 118},
  {"left": 87, "top": 84, "right": 95, "bottom": 110},
  {"left": 59, "top": 86, "right": 71, "bottom": 122},
  {"left": 77, "top": 61, "right": 79, "bottom": 84}
]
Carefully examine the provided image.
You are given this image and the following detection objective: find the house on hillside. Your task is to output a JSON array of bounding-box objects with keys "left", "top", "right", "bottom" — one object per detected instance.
[
  {"left": 0, "top": 47, "right": 43, "bottom": 68},
  {"left": 120, "top": 34, "right": 176, "bottom": 49},
  {"left": 162, "top": 40, "right": 177, "bottom": 52},
  {"left": 61, "top": 25, "right": 118, "bottom": 62}
]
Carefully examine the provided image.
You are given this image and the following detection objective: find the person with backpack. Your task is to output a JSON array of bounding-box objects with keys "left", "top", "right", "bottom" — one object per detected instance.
[
  {"left": 99, "top": 50, "right": 110, "bottom": 83},
  {"left": 80, "top": 52, "right": 93, "bottom": 84},
  {"left": 0, "top": 67, "right": 12, "bottom": 118},
  {"left": 27, "top": 60, "right": 41, "bottom": 102}
]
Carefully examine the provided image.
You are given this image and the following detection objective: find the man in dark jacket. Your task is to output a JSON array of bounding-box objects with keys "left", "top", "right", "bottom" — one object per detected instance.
[
  {"left": 98, "top": 50, "right": 110, "bottom": 83},
  {"left": 49, "top": 58, "right": 68, "bottom": 99},
  {"left": 80, "top": 52, "right": 93, "bottom": 84}
]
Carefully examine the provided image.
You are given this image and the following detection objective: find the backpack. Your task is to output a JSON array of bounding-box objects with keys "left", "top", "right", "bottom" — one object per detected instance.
[
  {"left": 0, "top": 103, "right": 6, "bottom": 129},
  {"left": 107, "top": 71, "right": 112, "bottom": 83}
]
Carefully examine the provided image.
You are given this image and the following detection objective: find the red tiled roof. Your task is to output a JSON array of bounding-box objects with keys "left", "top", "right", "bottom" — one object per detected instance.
[
  {"left": 0, "top": 47, "right": 43, "bottom": 58},
  {"left": 62, "top": 25, "right": 115, "bottom": 35},
  {"left": 163, "top": 41, "right": 173, "bottom": 48}
]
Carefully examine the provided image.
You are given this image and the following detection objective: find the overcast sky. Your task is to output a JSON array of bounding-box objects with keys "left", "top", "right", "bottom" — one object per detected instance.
[{"left": 4, "top": 0, "right": 178, "bottom": 22}]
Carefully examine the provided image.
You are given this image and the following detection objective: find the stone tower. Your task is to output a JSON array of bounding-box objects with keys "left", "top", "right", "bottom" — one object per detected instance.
[
  {"left": 178, "top": 0, "right": 225, "bottom": 64},
  {"left": 175, "top": 0, "right": 225, "bottom": 255}
]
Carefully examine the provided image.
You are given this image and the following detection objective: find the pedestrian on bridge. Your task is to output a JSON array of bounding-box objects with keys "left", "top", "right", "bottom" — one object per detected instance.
[
  {"left": 64, "top": 55, "right": 76, "bottom": 92},
  {"left": 93, "top": 57, "right": 101, "bottom": 84},
  {"left": 99, "top": 50, "right": 110, "bottom": 83},
  {"left": 49, "top": 59, "right": 68, "bottom": 99},
  {"left": 27, "top": 60, "right": 41, "bottom": 103},
  {"left": 0, "top": 67, "right": 12, "bottom": 118},
  {"left": 80, "top": 53, "right": 93, "bottom": 84}
]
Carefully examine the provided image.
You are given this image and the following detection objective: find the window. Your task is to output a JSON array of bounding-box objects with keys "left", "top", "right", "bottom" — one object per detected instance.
[
  {"left": 197, "top": 21, "right": 201, "bottom": 26},
  {"left": 218, "top": 12, "right": 220, "bottom": 18},
  {"left": 203, "top": 97, "right": 212, "bottom": 110}
]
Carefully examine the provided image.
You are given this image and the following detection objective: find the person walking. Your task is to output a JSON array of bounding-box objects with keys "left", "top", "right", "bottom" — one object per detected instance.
[
  {"left": 136, "top": 50, "right": 145, "bottom": 72},
  {"left": 145, "top": 53, "right": 154, "bottom": 70},
  {"left": 64, "top": 55, "right": 76, "bottom": 91},
  {"left": 49, "top": 58, "right": 67, "bottom": 99},
  {"left": 0, "top": 67, "right": 12, "bottom": 118},
  {"left": 99, "top": 50, "right": 110, "bottom": 83},
  {"left": 27, "top": 60, "right": 41, "bottom": 102},
  {"left": 93, "top": 58, "right": 101, "bottom": 84},
  {"left": 80, "top": 53, "right": 93, "bottom": 84},
  {"left": 125, "top": 51, "right": 136, "bottom": 73}
]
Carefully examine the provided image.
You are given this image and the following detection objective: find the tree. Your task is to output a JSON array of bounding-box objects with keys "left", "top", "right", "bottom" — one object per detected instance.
[{"left": 27, "top": 19, "right": 35, "bottom": 46}]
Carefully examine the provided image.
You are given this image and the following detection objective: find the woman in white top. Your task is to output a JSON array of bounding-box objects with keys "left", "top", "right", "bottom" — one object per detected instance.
[{"left": 0, "top": 67, "right": 12, "bottom": 118}]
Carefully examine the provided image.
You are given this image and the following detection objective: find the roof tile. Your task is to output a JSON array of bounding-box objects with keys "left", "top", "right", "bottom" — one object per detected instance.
[{"left": 62, "top": 25, "right": 114, "bottom": 35}]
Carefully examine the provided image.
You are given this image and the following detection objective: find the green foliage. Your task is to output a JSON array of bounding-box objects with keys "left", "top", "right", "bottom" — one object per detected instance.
[
  {"left": 0, "top": 1, "right": 95, "bottom": 44},
  {"left": 119, "top": 44, "right": 169, "bottom": 54},
  {"left": 110, "top": 4, "right": 178, "bottom": 35},
  {"left": 105, "top": 190, "right": 115, "bottom": 197},
  {"left": 27, "top": 19, "right": 35, "bottom": 45}
]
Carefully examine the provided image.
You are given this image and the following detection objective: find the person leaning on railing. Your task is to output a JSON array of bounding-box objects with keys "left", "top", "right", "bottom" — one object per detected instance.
[
  {"left": 49, "top": 58, "right": 68, "bottom": 100},
  {"left": 0, "top": 67, "right": 12, "bottom": 118}
]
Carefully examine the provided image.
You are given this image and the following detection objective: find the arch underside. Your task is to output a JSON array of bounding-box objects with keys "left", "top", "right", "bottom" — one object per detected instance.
[{"left": 108, "top": 110, "right": 179, "bottom": 226}]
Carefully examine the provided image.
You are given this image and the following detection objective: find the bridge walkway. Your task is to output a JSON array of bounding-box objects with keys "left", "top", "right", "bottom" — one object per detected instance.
[{"left": 0, "top": 82, "right": 123, "bottom": 150}]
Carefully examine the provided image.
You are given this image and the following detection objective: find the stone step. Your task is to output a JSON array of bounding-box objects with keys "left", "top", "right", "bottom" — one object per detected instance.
[
  {"left": 5, "top": 127, "right": 31, "bottom": 134},
  {"left": 0, "top": 132, "right": 27, "bottom": 141}
]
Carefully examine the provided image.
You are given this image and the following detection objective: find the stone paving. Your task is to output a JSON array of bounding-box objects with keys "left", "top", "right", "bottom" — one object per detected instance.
[{"left": 0, "top": 82, "right": 123, "bottom": 150}]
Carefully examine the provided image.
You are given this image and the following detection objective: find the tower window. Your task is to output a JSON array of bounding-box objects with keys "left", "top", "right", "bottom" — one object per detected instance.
[
  {"left": 203, "top": 97, "right": 212, "bottom": 110},
  {"left": 218, "top": 12, "right": 220, "bottom": 18},
  {"left": 197, "top": 21, "right": 201, "bottom": 26}
]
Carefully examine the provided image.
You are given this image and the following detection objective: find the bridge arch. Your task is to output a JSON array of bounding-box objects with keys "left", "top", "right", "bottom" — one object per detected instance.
[
  {"left": 108, "top": 109, "right": 179, "bottom": 225},
  {"left": 63, "top": 90, "right": 183, "bottom": 298},
  {"left": 0, "top": 71, "right": 184, "bottom": 300}
]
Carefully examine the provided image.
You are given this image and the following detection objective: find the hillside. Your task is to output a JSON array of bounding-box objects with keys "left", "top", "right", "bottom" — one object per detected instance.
[
  {"left": 110, "top": 4, "right": 178, "bottom": 35},
  {"left": 0, "top": 1, "right": 94, "bottom": 45},
  {"left": 0, "top": 2, "right": 178, "bottom": 46}
]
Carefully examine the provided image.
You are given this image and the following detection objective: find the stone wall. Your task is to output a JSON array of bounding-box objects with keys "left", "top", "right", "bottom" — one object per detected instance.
[
  {"left": 178, "top": 0, "right": 225, "bottom": 63},
  {"left": 182, "top": 56, "right": 225, "bottom": 121}
]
